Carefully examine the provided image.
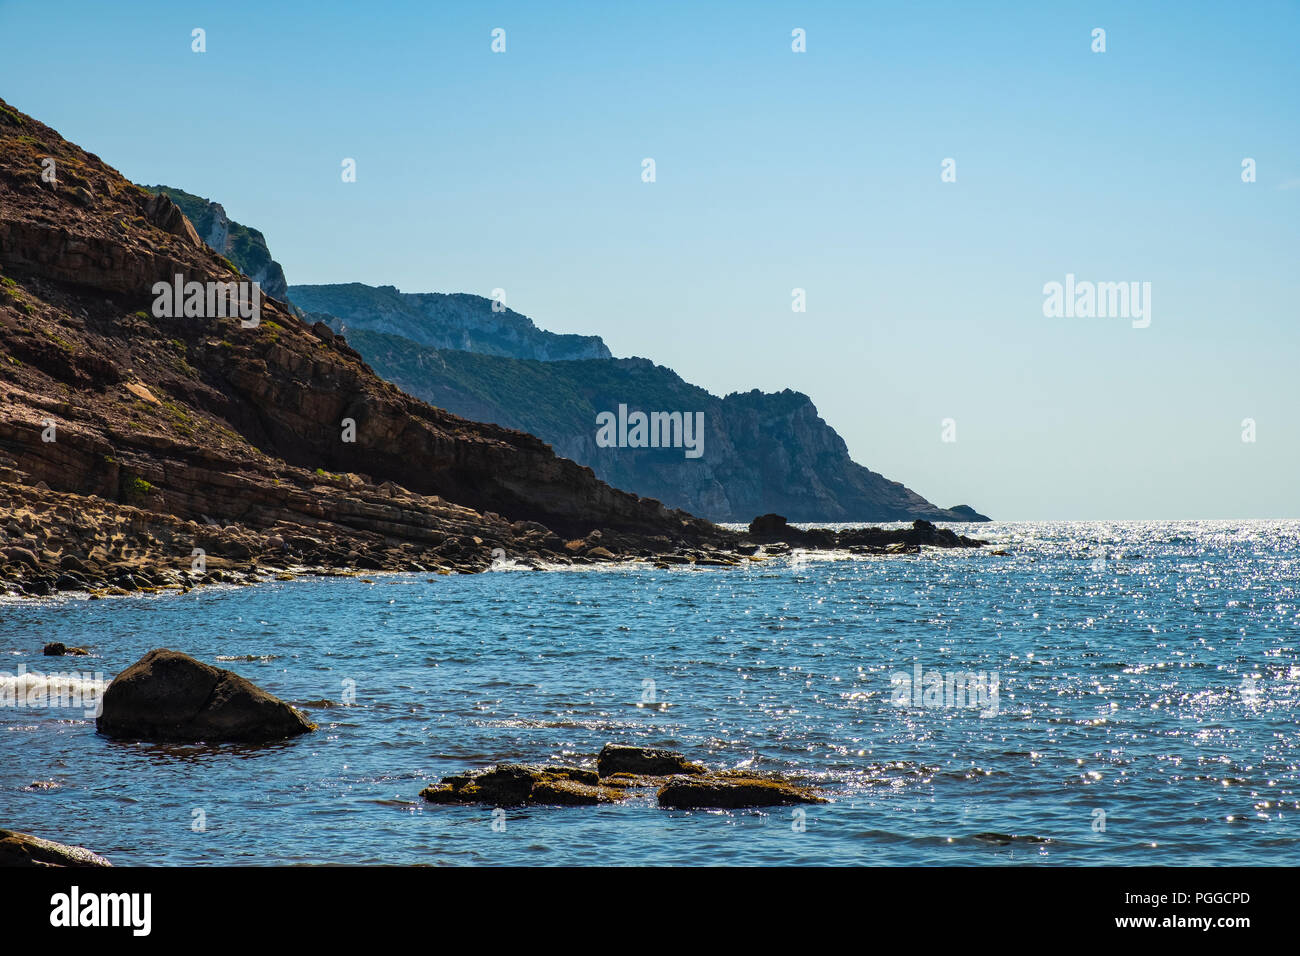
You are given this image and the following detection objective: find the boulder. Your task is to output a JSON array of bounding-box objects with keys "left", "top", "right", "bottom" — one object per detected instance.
[
  {"left": 43, "top": 642, "right": 89, "bottom": 656},
  {"left": 597, "top": 744, "right": 706, "bottom": 778},
  {"left": 420, "top": 764, "right": 625, "bottom": 806},
  {"left": 748, "top": 513, "right": 788, "bottom": 537},
  {"left": 97, "top": 648, "right": 315, "bottom": 742},
  {"left": 0, "top": 828, "right": 112, "bottom": 867},
  {"left": 657, "top": 771, "right": 826, "bottom": 809},
  {"left": 3, "top": 546, "right": 39, "bottom": 568},
  {"left": 59, "top": 553, "right": 92, "bottom": 574},
  {"left": 142, "top": 191, "right": 201, "bottom": 245}
]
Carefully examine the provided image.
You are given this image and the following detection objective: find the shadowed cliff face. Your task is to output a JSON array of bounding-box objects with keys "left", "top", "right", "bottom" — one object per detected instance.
[
  {"left": 0, "top": 97, "right": 723, "bottom": 558},
  {"left": 327, "top": 334, "right": 990, "bottom": 523},
  {"left": 282, "top": 292, "right": 984, "bottom": 524}
]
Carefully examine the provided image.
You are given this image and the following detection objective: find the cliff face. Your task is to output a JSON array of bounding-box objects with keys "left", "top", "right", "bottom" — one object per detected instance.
[
  {"left": 280, "top": 287, "right": 985, "bottom": 523},
  {"left": 289, "top": 283, "right": 613, "bottom": 361},
  {"left": 333, "top": 333, "right": 988, "bottom": 523},
  {"left": 143, "top": 185, "right": 289, "bottom": 301},
  {"left": 0, "top": 97, "right": 727, "bottom": 589},
  {"left": 55, "top": 169, "right": 985, "bottom": 527}
]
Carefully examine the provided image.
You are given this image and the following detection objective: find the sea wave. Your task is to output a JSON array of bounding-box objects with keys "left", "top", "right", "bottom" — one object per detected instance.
[{"left": 0, "top": 668, "right": 108, "bottom": 710}]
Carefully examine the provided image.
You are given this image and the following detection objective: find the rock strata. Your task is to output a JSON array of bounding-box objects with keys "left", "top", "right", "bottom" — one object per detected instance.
[{"left": 0, "top": 96, "right": 737, "bottom": 598}]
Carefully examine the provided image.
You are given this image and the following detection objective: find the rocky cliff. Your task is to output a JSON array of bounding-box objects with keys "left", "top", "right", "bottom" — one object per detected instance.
[
  {"left": 0, "top": 96, "right": 737, "bottom": 596},
  {"left": 285, "top": 285, "right": 985, "bottom": 523},
  {"left": 290, "top": 283, "right": 613, "bottom": 361},
  {"left": 143, "top": 185, "right": 289, "bottom": 301},
  {"left": 154, "top": 206, "right": 984, "bottom": 524},
  {"left": 320, "top": 332, "right": 988, "bottom": 523}
]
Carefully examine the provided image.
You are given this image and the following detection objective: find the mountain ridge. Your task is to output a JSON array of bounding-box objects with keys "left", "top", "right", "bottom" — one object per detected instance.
[
  {"left": 327, "top": 330, "right": 988, "bottom": 522},
  {"left": 290, "top": 282, "right": 612, "bottom": 361}
]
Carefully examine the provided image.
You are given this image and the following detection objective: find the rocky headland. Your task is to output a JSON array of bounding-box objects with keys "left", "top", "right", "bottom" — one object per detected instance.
[
  {"left": 0, "top": 96, "right": 988, "bottom": 600},
  {"left": 308, "top": 329, "right": 992, "bottom": 525},
  {"left": 0, "top": 97, "right": 733, "bottom": 595}
]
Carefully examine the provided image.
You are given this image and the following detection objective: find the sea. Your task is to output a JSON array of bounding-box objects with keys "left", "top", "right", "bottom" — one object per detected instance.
[{"left": 2, "top": 520, "right": 1297, "bottom": 865}]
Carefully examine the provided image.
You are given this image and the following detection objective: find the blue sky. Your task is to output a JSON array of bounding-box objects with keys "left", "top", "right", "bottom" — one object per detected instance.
[{"left": 2, "top": 0, "right": 1297, "bottom": 519}]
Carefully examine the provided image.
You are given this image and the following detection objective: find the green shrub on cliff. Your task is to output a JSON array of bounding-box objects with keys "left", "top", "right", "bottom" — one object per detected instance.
[{"left": 124, "top": 475, "right": 153, "bottom": 499}]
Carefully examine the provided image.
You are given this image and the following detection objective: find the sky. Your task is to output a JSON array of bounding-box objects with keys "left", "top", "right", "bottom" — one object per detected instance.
[{"left": 2, "top": 0, "right": 1297, "bottom": 519}]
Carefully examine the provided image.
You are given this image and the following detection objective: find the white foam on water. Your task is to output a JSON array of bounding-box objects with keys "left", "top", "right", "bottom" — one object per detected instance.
[{"left": 0, "top": 668, "right": 108, "bottom": 711}]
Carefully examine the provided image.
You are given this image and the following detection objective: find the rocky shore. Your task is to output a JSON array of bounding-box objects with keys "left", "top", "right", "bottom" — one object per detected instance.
[
  {"left": 0, "top": 464, "right": 750, "bottom": 599},
  {"left": 0, "top": 475, "right": 986, "bottom": 598},
  {"left": 0, "top": 96, "right": 989, "bottom": 864}
]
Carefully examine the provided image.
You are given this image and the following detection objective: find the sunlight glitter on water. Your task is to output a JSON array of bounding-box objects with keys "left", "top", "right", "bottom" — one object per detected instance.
[{"left": 2, "top": 520, "right": 1297, "bottom": 865}]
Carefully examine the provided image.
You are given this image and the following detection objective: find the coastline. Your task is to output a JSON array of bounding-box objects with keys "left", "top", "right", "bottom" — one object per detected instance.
[{"left": 0, "top": 470, "right": 989, "bottom": 600}]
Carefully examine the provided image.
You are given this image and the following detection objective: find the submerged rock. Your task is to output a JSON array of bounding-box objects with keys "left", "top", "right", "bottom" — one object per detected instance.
[
  {"left": 97, "top": 648, "right": 315, "bottom": 743},
  {"left": 657, "top": 771, "right": 826, "bottom": 809},
  {"left": 0, "top": 828, "right": 112, "bottom": 867},
  {"left": 971, "top": 832, "right": 1051, "bottom": 846},
  {"left": 420, "top": 764, "right": 625, "bottom": 806},
  {"left": 596, "top": 744, "right": 706, "bottom": 778}
]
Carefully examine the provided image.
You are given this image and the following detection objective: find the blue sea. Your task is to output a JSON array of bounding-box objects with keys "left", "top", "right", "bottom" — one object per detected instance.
[{"left": 2, "top": 520, "right": 1298, "bottom": 866}]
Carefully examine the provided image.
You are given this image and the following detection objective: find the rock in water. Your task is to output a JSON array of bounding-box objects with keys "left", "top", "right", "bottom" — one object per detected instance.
[
  {"left": 748, "top": 513, "right": 789, "bottom": 537},
  {"left": 0, "top": 828, "right": 112, "bottom": 867},
  {"left": 97, "top": 648, "right": 315, "bottom": 743},
  {"left": 596, "top": 744, "right": 706, "bottom": 778},
  {"left": 43, "top": 642, "right": 89, "bottom": 656},
  {"left": 420, "top": 764, "right": 626, "bottom": 806},
  {"left": 657, "top": 771, "right": 827, "bottom": 809}
]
